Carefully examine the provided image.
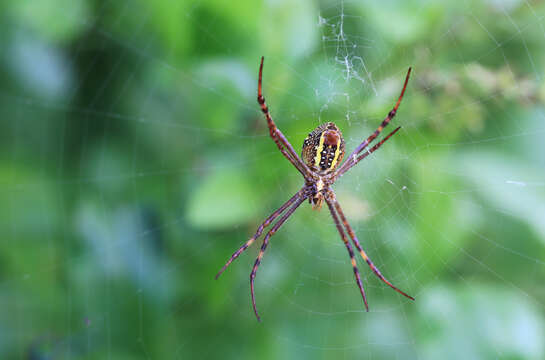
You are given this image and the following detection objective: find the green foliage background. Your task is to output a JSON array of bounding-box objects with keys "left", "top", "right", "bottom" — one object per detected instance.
[{"left": 1, "top": 0, "right": 544, "bottom": 359}]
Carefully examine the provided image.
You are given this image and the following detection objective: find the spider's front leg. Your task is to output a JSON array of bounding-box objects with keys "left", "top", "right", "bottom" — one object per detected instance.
[
  {"left": 335, "top": 67, "right": 411, "bottom": 178},
  {"left": 258, "top": 57, "right": 313, "bottom": 179}
]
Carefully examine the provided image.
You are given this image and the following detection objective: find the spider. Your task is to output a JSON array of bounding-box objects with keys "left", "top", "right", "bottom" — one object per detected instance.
[{"left": 216, "top": 57, "right": 414, "bottom": 321}]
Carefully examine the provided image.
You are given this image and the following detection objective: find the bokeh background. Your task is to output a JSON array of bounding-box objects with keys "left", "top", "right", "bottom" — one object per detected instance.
[{"left": 1, "top": 0, "right": 545, "bottom": 359}]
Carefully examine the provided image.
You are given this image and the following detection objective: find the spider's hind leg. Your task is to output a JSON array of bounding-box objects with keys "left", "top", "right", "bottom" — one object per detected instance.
[
  {"left": 331, "top": 195, "right": 415, "bottom": 301},
  {"left": 215, "top": 189, "right": 304, "bottom": 280},
  {"left": 324, "top": 192, "right": 369, "bottom": 311},
  {"left": 250, "top": 195, "right": 306, "bottom": 321}
]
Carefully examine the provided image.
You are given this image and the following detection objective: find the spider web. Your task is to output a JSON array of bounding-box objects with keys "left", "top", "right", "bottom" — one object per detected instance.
[{"left": 1, "top": 0, "right": 545, "bottom": 359}]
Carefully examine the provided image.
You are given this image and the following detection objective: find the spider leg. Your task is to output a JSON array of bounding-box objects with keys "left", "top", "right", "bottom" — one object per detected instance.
[
  {"left": 336, "top": 67, "right": 411, "bottom": 177},
  {"left": 215, "top": 189, "right": 305, "bottom": 280},
  {"left": 335, "top": 126, "right": 401, "bottom": 179},
  {"left": 331, "top": 194, "right": 414, "bottom": 301},
  {"left": 324, "top": 194, "right": 369, "bottom": 312},
  {"left": 258, "top": 57, "right": 312, "bottom": 178},
  {"left": 250, "top": 195, "right": 306, "bottom": 321}
]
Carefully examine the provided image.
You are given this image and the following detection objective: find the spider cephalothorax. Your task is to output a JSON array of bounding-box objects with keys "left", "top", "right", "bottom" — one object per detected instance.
[{"left": 216, "top": 57, "right": 414, "bottom": 321}]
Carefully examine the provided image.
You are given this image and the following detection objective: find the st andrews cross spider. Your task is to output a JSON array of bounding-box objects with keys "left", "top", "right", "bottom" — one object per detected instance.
[{"left": 216, "top": 57, "right": 414, "bottom": 321}]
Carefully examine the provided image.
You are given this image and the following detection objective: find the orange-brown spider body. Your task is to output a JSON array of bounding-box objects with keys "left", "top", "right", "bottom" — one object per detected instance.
[{"left": 302, "top": 122, "right": 345, "bottom": 209}]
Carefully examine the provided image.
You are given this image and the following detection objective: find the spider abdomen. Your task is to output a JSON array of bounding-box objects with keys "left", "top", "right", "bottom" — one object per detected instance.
[{"left": 302, "top": 122, "right": 345, "bottom": 174}]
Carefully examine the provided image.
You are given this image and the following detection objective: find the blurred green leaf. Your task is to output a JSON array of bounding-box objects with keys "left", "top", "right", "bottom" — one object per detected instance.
[
  {"left": 8, "top": 0, "right": 90, "bottom": 43},
  {"left": 418, "top": 284, "right": 545, "bottom": 360},
  {"left": 459, "top": 151, "right": 545, "bottom": 242},
  {"left": 263, "top": 0, "right": 318, "bottom": 59},
  {"left": 186, "top": 169, "right": 258, "bottom": 229}
]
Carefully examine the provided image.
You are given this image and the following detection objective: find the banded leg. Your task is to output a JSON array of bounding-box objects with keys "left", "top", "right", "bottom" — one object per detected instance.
[
  {"left": 258, "top": 57, "right": 312, "bottom": 178},
  {"left": 215, "top": 189, "right": 304, "bottom": 280},
  {"left": 250, "top": 195, "right": 306, "bottom": 321},
  {"left": 337, "top": 67, "right": 411, "bottom": 176},
  {"left": 324, "top": 195, "right": 369, "bottom": 311},
  {"left": 331, "top": 194, "right": 414, "bottom": 301},
  {"left": 335, "top": 126, "right": 401, "bottom": 178}
]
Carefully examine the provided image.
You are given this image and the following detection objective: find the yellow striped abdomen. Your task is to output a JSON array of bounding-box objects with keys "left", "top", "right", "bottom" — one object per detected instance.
[{"left": 302, "top": 122, "right": 345, "bottom": 174}]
